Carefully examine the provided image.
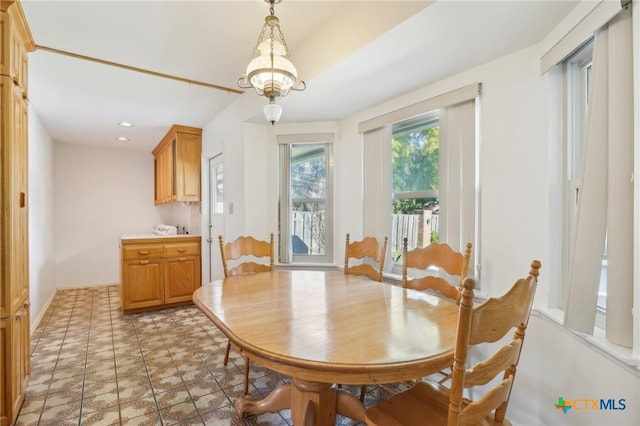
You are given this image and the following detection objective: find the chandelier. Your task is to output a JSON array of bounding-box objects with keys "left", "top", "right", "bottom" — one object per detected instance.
[{"left": 238, "top": 0, "right": 306, "bottom": 124}]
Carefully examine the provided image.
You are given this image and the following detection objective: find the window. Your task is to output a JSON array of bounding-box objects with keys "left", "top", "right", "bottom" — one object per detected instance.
[
  {"left": 279, "top": 142, "right": 333, "bottom": 264},
  {"left": 390, "top": 115, "right": 439, "bottom": 264},
  {"left": 564, "top": 41, "right": 608, "bottom": 315},
  {"left": 211, "top": 162, "right": 224, "bottom": 215},
  {"left": 360, "top": 83, "right": 479, "bottom": 281}
]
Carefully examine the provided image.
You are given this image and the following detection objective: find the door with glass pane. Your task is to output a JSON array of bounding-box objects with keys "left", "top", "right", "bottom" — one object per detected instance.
[{"left": 280, "top": 143, "right": 332, "bottom": 263}]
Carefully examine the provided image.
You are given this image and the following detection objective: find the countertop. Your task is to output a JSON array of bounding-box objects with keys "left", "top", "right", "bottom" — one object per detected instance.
[{"left": 120, "top": 233, "right": 201, "bottom": 243}]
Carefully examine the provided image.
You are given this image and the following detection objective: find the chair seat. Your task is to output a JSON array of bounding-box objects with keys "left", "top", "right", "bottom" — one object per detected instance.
[{"left": 365, "top": 381, "right": 513, "bottom": 426}]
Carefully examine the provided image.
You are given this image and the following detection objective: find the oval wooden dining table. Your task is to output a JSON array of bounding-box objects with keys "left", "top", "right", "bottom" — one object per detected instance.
[{"left": 193, "top": 269, "right": 459, "bottom": 426}]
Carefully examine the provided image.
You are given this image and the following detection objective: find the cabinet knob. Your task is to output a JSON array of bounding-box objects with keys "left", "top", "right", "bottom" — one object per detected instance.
[
  {"left": 139, "top": 250, "right": 150, "bottom": 255},
  {"left": 139, "top": 260, "right": 149, "bottom": 265},
  {"left": 178, "top": 248, "right": 187, "bottom": 253}
]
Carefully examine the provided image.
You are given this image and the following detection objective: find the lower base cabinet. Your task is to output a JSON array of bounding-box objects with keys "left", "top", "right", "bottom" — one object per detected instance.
[
  {"left": 120, "top": 236, "right": 201, "bottom": 313},
  {"left": 0, "top": 299, "right": 30, "bottom": 426},
  {"left": 122, "top": 258, "right": 164, "bottom": 310},
  {"left": 165, "top": 256, "right": 200, "bottom": 304}
]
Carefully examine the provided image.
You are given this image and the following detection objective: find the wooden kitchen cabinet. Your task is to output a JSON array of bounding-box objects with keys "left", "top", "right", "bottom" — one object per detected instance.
[
  {"left": 0, "top": 300, "right": 30, "bottom": 426},
  {"left": 120, "top": 236, "right": 201, "bottom": 313},
  {"left": 0, "top": 2, "right": 33, "bottom": 425},
  {"left": 152, "top": 125, "right": 202, "bottom": 205}
]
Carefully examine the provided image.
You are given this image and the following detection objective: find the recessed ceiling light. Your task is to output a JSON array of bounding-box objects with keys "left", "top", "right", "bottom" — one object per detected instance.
[
  {"left": 119, "top": 121, "right": 134, "bottom": 127},
  {"left": 116, "top": 137, "right": 129, "bottom": 142}
]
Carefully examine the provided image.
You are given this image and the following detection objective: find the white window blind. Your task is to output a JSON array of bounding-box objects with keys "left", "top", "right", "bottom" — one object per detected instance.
[
  {"left": 563, "top": 8, "right": 633, "bottom": 347},
  {"left": 439, "top": 100, "right": 477, "bottom": 253},
  {"left": 363, "top": 126, "right": 392, "bottom": 243}
]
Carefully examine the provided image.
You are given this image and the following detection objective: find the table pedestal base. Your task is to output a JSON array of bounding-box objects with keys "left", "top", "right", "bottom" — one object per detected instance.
[{"left": 234, "top": 378, "right": 366, "bottom": 426}]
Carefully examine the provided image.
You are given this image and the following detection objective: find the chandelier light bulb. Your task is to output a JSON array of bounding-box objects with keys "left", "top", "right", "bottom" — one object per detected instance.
[{"left": 263, "top": 100, "right": 283, "bottom": 125}]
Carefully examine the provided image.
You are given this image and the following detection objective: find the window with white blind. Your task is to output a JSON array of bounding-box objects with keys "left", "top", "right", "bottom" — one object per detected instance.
[
  {"left": 558, "top": 6, "right": 633, "bottom": 349},
  {"left": 360, "top": 84, "right": 480, "bottom": 279}
]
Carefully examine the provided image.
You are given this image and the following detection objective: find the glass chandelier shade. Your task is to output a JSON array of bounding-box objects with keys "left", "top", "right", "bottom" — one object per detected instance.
[{"left": 238, "top": 0, "right": 305, "bottom": 124}]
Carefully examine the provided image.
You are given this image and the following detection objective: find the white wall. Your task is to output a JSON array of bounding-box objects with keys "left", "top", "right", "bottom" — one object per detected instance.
[
  {"left": 28, "top": 110, "right": 57, "bottom": 329},
  {"left": 53, "top": 143, "right": 163, "bottom": 287}
]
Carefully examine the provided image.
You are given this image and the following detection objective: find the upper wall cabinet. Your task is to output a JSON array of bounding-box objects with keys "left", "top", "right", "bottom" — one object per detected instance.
[
  {"left": 152, "top": 125, "right": 202, "bottom": 205},
  {"left": 0, "top": 1, "right": 34, "bottom": 99}
]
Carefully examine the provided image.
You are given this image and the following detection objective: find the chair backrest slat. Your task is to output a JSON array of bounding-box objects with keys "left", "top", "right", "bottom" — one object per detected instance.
[
  {"left": 402, "top": 239, "right": 472, "bottom": 303},
  {"left": 219, "top": 233, "right": 274, "bottom": 278},
  {"left": 344, "top": 233, "right": 388, "bottom": 282}
]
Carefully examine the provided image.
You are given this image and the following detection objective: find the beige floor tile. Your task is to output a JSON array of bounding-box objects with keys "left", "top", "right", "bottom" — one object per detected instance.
[
  {"left": 80, "top": 405, "right": 120, "bottom": 425},
  {"left": 14, "top": 410, "right": 41, "bottom": 426},
  {"left": 116, "top": 383, "right": 154, "bottom": 404},
  {"left": 184, "top": 379, "right": 223, "bottom": 399},
  {"left": 155, "top": 384, "right": 192, "bottom": 409},
  {"left": 43, "top": 388, "right": 84, "bottom": 408},
  {"left": 46, "top": 374, "right": 84, "bottom": 393},
  {"left": 119, "top": 396, "right": 158, "bottom": 422},
  {"left": 84, "top": 367, "right": 117, "bottom": 383},
  {"left": 193, "top": 389, "right": 231, "bottom": 416},
  {"left": 81, "top": 390, "right": 120, "bottom": 413},
  {"left": 120, "top": 412, "right": 163, "bottom": 425},
  {"left": 199, "top": 406, "right": 246, "bottom": 426},
  {"left": 150, "top": 373, "right": 184, "bottom": 393},
  {"left": 18, "top": 396, "right": 46, "bottom": 414},
  {"left": 83, "top": 380, "right": 119, "bottom": 399},
  {"left": 158, "top": 400, "right": 200, "bottom": 424},
  {"left": 38, "top": 399, "right": 81, "bottom": 424}
]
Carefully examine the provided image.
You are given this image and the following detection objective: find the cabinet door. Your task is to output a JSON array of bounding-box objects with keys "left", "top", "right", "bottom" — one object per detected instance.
[
  {"left": 164, "top": 256, "right": 200, "bottom": 304},
  {"left": 154, "top": 146, "right": 175, "bottom": 205},
  {"left": 121, "top": 259, "right": 164, "bottom": 311},
  {"left": 0, "top": 300, "right": 30, "bottom": 426},
  {"left": 0, "top": 77, "right": 29, "bottom": 318},
  {"left": 175, "top": 133, "right": 201, "bottom": 202}
]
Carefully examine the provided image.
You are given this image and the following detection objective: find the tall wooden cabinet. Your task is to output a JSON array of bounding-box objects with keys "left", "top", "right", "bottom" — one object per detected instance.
[
  {"left": 0, "top": 1, "right": 34, "bottom": 425},
  {"left": 152, "top": 125, "right": 202, "bottom": 205}
]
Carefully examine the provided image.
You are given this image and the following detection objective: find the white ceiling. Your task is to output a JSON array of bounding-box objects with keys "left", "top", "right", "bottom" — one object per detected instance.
[{"left": 22, "top": 0, "right": 578, "bottom": 151}]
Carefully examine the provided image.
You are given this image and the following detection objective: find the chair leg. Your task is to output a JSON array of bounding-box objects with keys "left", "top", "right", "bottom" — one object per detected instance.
[
  {"left": 223, "top": 341, "right": 231, "bottom": 366},
  {"left": 360, "top": 385, "right": 367, "bottom": 402},
  {"left": 244, "top": 357, "right": 250, "bottom": 395}
]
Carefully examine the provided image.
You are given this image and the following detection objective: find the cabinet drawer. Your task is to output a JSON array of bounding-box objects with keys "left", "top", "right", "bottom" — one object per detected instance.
[
  {"left": 123, "top": 244, "right": 163, "bottom": 260},
  {"left": 164, "top": 242, "right": 200, "bottom": 257}
]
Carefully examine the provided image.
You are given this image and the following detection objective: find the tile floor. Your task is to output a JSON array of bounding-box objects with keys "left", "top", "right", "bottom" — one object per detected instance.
[{"left": 16, "top": 285, "right": 399, "bottom": 425}]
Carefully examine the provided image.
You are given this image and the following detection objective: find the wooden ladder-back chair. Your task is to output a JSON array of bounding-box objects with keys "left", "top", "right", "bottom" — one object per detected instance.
[
  {"left": 366, "top": 260, "right": 541, "bottom": 426},
  {"left": 400, "top": 240, "right": 472, "bottom": 385},
  {"left": 402, "top": 239, "right": 473, "bottom": 303},
  {"left": 344, "top": 233, "right": 388, "bottom": 282},
  {"left": 344, "top": 233, "right": 388, "bottom": 402},
  {"left": 218, "top": 233, "right": 274, "bottom": 394}
]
